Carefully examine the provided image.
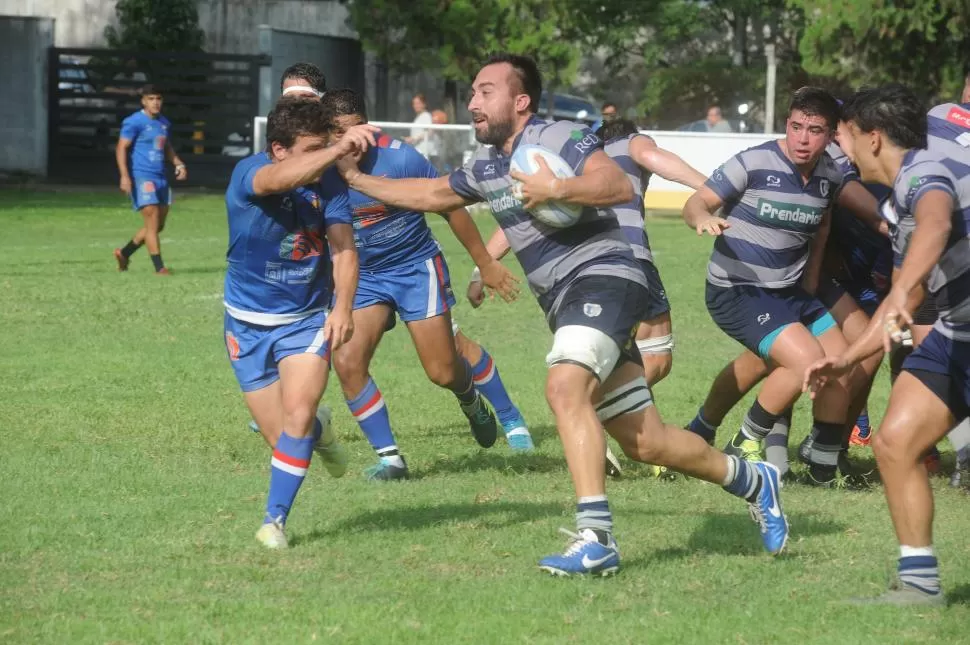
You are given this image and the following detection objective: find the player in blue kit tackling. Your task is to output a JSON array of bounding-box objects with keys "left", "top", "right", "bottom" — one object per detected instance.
[
  {"left": 319, "top": 89, "right": 530, "bottom": 480},
  {"left": 806, "top": 84, "right": 970, "bottom": 604},
  {"left": 114, "top": 85, "right": 187, "bottom": 274},
  {"left": 222, "top": 98, "right": 378, "bottom": 548}
]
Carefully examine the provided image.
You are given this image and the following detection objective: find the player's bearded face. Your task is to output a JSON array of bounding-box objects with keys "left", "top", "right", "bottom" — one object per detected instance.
[
  {"left": 469, "top": 65, "right": 520, "bottom": 147},
  {"left": 785, "top": 110, "right": 831, "bottom": 165}
]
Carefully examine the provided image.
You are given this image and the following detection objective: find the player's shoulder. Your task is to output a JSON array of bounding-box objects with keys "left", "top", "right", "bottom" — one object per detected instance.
[
  {"left": 158, "top": 115, "right": 172, "bottom": 128},
  {"left": 897, "top": 149, "right": 955, "bottom": 200},
  {"left": 529, "top": 117, "right": 598, "bottom": 147},
  {"left": 229, "top": 152, "right": 271, "bottom": 186},
  {"left": 370, "top": 137, "right": 433, "bottom": 176},
  {"left": 121, "top": 110, "right": 145, "bottom": 126},
  {"left": 732, "top": 139, "right": 779, "bottom": 169},
  {"left": 816, "top": 148, "right": 848, "bottom": 181}
]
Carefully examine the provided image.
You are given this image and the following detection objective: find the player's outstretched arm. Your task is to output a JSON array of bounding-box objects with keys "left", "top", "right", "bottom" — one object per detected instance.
[
  {"left": 324, "top": 221, "right": 359, "bottom": 351},
  {"left": 837, "top": 180, "right": 887, "bottom": 236},
  {"left": 630, "top": 135, "right": 706, "bottom": 190},
  {"left": 467, "top": 227, "right": 513, "bottom": 308},
  {"left": 682, "top": 186, "right": 729, "bottom": 235},
  {"left": 341, "top": 165, "right": 469, "bottom": 214},
  {"left": 252, "top": 125, "right": 378, "bottom": 197}
]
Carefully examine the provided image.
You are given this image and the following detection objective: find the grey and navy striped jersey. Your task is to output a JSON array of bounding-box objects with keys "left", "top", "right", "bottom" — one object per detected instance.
[
  {"left": 927, "top": 102, "right": 970, "bottom": 162},
  {"left": 705, "top": 140, "right": 846, "bottom": 288},
  {"left": 448, "top": 116, "right": 646, "bottom": 316},
  {"left": 887, "top": 149, "right": 970, "bottom": 340},
  {"left": 604, "top": 133, "right": 654, "bottom": 262}
]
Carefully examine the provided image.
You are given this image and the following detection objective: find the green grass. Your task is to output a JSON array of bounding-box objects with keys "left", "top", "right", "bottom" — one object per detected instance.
[{"left": 1, "top": 189, "right": 969, "bottom": 644}]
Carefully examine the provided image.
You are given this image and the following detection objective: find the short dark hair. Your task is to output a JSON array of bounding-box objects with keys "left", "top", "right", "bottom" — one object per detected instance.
[
  {"left": 140, "top": 84, "right": 162, "bottom": 97},
  {"left": 596, "top": 118, "right": 638, "bottom": 141},
  {"left": 483, "top": 52, "right": 542, "bottom": 114},
  {"left": 788, "top": 86, "right": 841, "bottom": 130},
  {"left": 279, "top": 62, "right": 327, "bottom": 94},
  {"left": 840, "top": 84, "right": 927, "bottom": 150},
  {"left": 265, "top": 98, "right": 330, "bottom": 150},
  {"left": 601, "top": 102, "right": 617, "bottom": 111},
  {"left": 321, "top": 88, "right": 368, "bottom": 122}
]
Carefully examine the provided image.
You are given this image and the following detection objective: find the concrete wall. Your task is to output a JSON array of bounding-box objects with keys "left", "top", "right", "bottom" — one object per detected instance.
[
  {"left": 0, "top": 15, "right": 54, "bottom": 175},
  {"left": 0, "top": 0, "right": 109, "bottom": 47}
]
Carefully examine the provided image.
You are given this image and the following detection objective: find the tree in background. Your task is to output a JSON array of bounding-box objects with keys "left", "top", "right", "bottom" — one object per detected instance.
[
  {"left": 104, "top": 0, "right": 204, "bottom": 52},
  {"left": 343, "top": 0, "right": 579, "bottom": 120},
  {"left": 791, "top": 0, "right": 970, "bottom": 102}
]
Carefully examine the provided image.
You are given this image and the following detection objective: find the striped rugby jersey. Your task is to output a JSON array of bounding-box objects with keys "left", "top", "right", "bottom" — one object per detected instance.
[
  {"left": 887, "top": 148, "right": 970, "bottom": 340},
  {"left": 705, "top": 140, "right": 847, "bottom": 288},
  {"left": 448, "top": 116, "right": 645, "bottom": 316},
  {"left": 927, "top": 102, "right": 970, "bottom": 162},
  {"left": 604, "top": 133, "right": 654, "bottom": 262}
]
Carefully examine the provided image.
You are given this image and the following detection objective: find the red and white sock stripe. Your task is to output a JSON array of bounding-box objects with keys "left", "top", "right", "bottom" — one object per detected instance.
[
  {"left": 352, "top": 390, "right": 386, "bottom": 422},
  {"left": 473, "top": 356, "right": 495, "bottom": 385},
  {"left": 271, "top": 450, "right": 310, "bottom": 477}
]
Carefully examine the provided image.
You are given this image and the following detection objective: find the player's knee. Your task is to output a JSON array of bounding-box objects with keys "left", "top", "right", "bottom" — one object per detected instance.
[
  {"left": 872, "top": 422, "right": 911, "bottom": 467},
  {"left": 282, "top": 404, "right": 317, "bottom": 435},
  {"left": 545, "top": 369, "right": 594, "bottom": 416},
  {"left": 424, "top": 356, "right": 461, "bottom": 389},
  {"left": 332, "top": 349, "right": 366, "bottom": 389}
]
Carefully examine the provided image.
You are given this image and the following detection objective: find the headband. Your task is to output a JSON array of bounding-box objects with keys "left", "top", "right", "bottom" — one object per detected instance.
[{"left": 282, "top": 85, "right": 324, "bottom": 98}]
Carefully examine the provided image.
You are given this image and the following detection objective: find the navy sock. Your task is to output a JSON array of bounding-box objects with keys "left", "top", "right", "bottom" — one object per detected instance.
[
  {"left": 150, "top": 254, "right": 165, "bottom": 272},
  {"left": 121, "top": 240, "right": 142, "bottom": 258},
  {"left": 722, "top": 455, "right": 762, "bottom": 502},
  {"left": 898, "top": 554, "right": 940, "bottom": 595},
  {"left": 576, "top": 495, "right": 613, "bottom": 540}
]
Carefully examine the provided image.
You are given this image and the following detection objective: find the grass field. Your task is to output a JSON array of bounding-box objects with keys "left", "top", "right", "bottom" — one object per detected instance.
[{"left": 1, "top": 188, "right": 969, "bottom": 644}]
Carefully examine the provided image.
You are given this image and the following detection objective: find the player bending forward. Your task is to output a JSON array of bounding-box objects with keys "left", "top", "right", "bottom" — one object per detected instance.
[
  {"left": 320, "top": 89, "right": 532, "bottom": 481},
  {"left": 223, "top": 99, "right": 377, "bottom": 548},
  {"left": 335, "top": 53, "right": 788, "bottom": 576}
]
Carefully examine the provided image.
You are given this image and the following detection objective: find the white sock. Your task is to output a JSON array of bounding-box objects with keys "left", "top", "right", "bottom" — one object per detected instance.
[
  {"left": 900, "top": 545, "right": 935, "bottom": 558},
  {"left": 947, "top": 418, "right": 970, "bottom": 453}
]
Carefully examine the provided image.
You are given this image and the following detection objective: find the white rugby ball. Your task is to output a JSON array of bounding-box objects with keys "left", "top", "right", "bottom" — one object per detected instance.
[{"left": 510, "top": 144, "right": 583, "bottom": 228}]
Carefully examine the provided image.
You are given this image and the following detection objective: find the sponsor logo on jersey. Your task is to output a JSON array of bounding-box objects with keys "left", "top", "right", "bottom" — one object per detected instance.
[
  {"left": 819, "top": 179, "right": 830, "bottom": 197},
  {"left": 280, "top": 229, "right": 324, "bottom": 261},
  {"left": 755, "top": 199, "right": 823, "bottom": 230},
  {"left": 141, "top": 180, "right": 156, "bottom": 193},
  {"left": 485, "top": 187, "right": 521, "bottom": 215},
  {"left": 571, "top": 129, "right": 599, "bottom": 153},
  {"left": 946, "top": 106, "right": 970, "bottom": 129},
  {"left": 154, "top": 135, "right": 166, "bottom": 150}
]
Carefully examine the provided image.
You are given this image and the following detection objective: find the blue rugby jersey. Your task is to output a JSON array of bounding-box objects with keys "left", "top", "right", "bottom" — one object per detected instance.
[
  {"left": 704, "top": 140, "right": 847, "bottom": 288},
  {"left": 448, "top": 116, "right": 645, "bottom": 316},
  {"left": 119, "top": 110, "right": 171, "bottom": 178},
  {"left": 603, "top": 133, "right": 654, "bottom": 263},
  {"left": 887, "top": 148, "right": 970, "bottom": 340},
  {"left": 324, "top": 135, "right": 442, "bottom": 271},
  {"left": 223, "top": 152, "right": 352, "bottom": 325}
]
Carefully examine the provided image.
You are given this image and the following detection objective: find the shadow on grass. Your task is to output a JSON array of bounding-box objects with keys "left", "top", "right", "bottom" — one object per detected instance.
[
  {"left": 645, "top": 511, "right": 845, "bottom": 560},
  {"left": 947, "top": 583, "right": 970, "bottom": 606},
  {"left": 399, "top": 423, "right": 558, "bottom": 450},
  {"left": 295, "top": 500, "right": 565, "bottom": 544},
  {"left": 418, "top": 451, "right": 565, "bottom": 477}
]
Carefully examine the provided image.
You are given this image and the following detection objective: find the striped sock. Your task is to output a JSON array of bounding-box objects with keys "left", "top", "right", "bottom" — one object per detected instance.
[
  {"left": 687, "top": 406, "right": 718, "bottom": 444},
  {"left": 346, "top": 378, "right": 399, "bottom": 459},
  {"left": 898, "top": 547, "right": 940, "bottom": 595},
  {"left": 764, "top": 408, "right": 792, "bottom": 477},
  {"left": 471, "top": 348, "right": 518, "bottom": 424},
  {"left": 809, "top": 420, "right": 844, "bottom": 467},
  {"left": 576, "top": 495, "right": 613, "bottom": 538},
  {"left": 722, "top": 455, "right": 762, "bottom": 502},
  {"left": 738, "top": 400, "right": 778, "bottom": 442},
  {"left": 265, "top": 431, "right": 314, "bottom": 524}
]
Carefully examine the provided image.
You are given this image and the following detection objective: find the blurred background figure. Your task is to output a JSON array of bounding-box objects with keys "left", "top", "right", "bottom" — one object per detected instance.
[
  {"left": 405, "top": 93, "right": 435, "bottom": 159},
  {"left": 705, "top": 105, "right": 733, "bottom": 132}
]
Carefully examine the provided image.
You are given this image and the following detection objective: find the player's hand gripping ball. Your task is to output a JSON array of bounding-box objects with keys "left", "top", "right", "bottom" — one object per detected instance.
[{"left": 509, "top": 144, "right": 582, "bottom": 228}]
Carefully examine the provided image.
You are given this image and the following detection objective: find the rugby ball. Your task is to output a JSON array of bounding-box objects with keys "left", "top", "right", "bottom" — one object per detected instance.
[{"left": 510, "top": 144, "right": 583, "bottom": 228}]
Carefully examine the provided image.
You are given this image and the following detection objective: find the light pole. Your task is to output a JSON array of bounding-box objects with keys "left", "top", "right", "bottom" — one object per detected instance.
[{"left": 765, "top": 43, "right": 777, "bottom": 134}]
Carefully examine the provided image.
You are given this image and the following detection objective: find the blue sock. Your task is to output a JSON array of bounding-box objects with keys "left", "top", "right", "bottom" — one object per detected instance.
[
  {"left": 347, "top": 378, "right": 398, "bottom": 458},
  {"left": 471, "top": 348, "right": 519, "bottom": 424},
  {"left": 688, "top": 406, "right": 717, "bottom": 444},
  {"left": 722, "top": 455, "right": 762, "bottom": 502},
  {"left": 576, "top": 495, "right": 613, "bottom": 538},
  {"left": 856, "top": 408, "right": 871, "bottom": 437},
  {"left": 265, "top": 431, "right": 314, "bottom": 524},
  {"left": 898, "top": 554, "right": 940, "bottom": 595}
]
